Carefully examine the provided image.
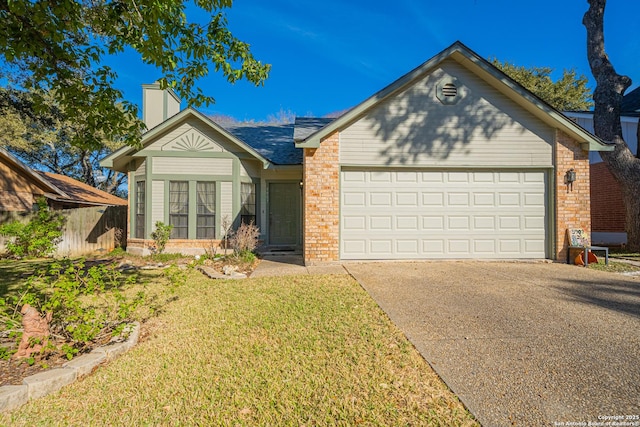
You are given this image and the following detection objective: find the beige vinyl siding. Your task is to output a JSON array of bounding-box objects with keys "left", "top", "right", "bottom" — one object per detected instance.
[
  {"left": 135, "top": 160, "right": 146, "bottom": 176},
  {"left": 340, "top": 60, "right": 554, "bottom": 167},
  {"left": 151, "top": 180, "right": 164, "bottom": 226},
  {"left": 240, "top": 160, "right": 261, "bottom": 178},
  {"left": 151, "top": 157, "right": 233, "bottom": 175},
  {"left": 220, "top": 182, "right": 233, "bottom": 224}
]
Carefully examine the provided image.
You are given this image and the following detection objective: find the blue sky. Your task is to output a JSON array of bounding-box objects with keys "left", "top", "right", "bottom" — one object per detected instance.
[{"left": 111, "top": 0, "right": 640, "bottom": 121}]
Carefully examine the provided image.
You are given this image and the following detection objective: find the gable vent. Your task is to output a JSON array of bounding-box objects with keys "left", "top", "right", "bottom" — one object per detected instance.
[
  {"left": 436, "top": 77, "right": 463, "bottom": 105},
  {"left": 442, "top": 83, "right": 458, "bottom": 97}
]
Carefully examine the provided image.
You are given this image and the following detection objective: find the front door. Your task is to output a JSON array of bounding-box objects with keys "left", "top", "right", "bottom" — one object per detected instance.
[{"left": 268, "top": 182, "right": 301, "bottom": 246}]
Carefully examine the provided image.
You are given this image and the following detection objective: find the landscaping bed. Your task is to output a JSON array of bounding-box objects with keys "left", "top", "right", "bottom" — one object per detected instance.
[{"left": 0, "top": 251, "right": 261, "bottom": 388}]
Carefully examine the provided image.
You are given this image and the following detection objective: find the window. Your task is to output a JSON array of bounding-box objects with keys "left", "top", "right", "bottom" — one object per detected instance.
[
  {"left": 240, "top": 182, "right": 256, "bottom": 225},
  {"left": 135, "top": 181, "right": 145, "bottom": 239},
  {"left": 196, "top": 182, "right": 216, "bottom": 239},
  {"left": 169, "top": 181, "right": 189, "bottom": 239}
]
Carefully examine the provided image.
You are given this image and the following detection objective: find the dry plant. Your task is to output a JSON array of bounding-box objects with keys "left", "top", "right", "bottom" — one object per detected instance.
[{"left": 229, "top": 222, "right": 260, "bottom": 254}]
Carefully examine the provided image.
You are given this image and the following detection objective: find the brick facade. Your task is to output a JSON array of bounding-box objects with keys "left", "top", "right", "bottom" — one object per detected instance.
[
  {"left": 590, "top": 162, "right": 625, "bottom": 233},
  {"left": 303, "top": 131, "right": 340, "bottom": 264},
  {"left": 555, "top": 131, "right": 591, "bottom": 262},
  {"left": 127, "top": 238, "right": 228, "bottom": 256}
]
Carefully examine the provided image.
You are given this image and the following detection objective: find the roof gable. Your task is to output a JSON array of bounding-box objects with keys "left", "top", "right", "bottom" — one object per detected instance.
[
  {"left": 101, "top": 108, "right": 273, "bottom": 172},
  {"left": 296, "top": 41, "right": 612, "bottom": 153},
  {"left": 0, "top": 148, "right": 68, "bottom": 197},
  {"left": 160, "top": 127, "right": 226, "bottom": 152}
]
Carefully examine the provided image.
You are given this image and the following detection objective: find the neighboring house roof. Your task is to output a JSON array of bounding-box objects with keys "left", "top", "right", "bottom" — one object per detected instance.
[
  {"left": 222, "top": 123, "right": 300, "bottom": 165},
  {"left": 101, "top": 108, "right": 276, "bottom": 171},
  {"left": 0, "top": 147, "right": 69, "bottom": 198},
  {"left": 0, "top": 147, "right": 126, "bottom": 207},
  {"left": 622, "top": 86, "right": 640, "bottom": 114},
  {"left": 295, "top": 41, "right": 612, "bottom": 153},
  {"left": 40, "top": 172, "right": 127, "bottom": 206}
]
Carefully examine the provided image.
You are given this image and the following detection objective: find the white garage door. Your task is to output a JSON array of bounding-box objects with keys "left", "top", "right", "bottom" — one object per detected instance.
[{"left": 341, "top": 170, "right": 547, "bottom": 259}]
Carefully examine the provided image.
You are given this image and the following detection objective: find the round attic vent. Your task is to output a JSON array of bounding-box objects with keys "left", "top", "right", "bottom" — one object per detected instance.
[{"left": 436, "top": 78, "right": 463, "bottom": 105}]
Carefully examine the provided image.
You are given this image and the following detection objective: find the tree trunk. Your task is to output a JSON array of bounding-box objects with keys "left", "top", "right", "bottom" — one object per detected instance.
[{"left": 584, "top": 0, "right": 640, "bottom": 251}]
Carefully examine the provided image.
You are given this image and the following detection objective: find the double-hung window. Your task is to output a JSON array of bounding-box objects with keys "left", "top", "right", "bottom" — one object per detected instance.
[
  {"left": 240, "top": 182, "right": 256, "bottom": 225},
  {"left": 169, "top": 181, "right": 189, "bottom": 239},
  {"left": 135, "top": 181, "right": 145, "bottom": 239},
  {"left": 196, "top": 182, "right": 216, "bottom": 239}
]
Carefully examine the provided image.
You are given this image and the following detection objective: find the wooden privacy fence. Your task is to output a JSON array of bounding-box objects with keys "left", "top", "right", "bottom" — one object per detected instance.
[
  {"left": 0, "top": 205, "right": 127, "bottom": 257},
  {"left": 55, "top": 206, "right": 127, "bottom": 257}
]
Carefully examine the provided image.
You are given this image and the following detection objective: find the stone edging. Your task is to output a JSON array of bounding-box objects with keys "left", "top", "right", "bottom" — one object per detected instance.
[{"left": 0, "top": 322, "right": 140, "bottom": 412}]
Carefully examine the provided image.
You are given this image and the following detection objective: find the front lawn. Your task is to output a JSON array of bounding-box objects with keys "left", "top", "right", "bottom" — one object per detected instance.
[{"left": 1, "top": 271, "right": 478, "bottom": 426}]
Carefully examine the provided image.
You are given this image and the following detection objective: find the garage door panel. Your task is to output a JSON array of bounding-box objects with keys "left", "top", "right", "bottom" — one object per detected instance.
[
  {"left": 341, "top": 169, "right": 547, "bottom": 260},
  {"left": 474, "top": 240, "right": 496, "bottom": 253},
  {"left": 396, "top": 193, "right": 418, "bottom": 206},
  {"left": 370, "top": 216, "right": 392, "bottom": 230},
  {"left": 370, "top": 192, "right": 392, "bottom": 206},
  {"left": 423, "top": 193, "right": 445, "bottom": 206},
  {"left": 370, "top": 240, "right": 392, "bottom": 253},
  {"left": 396, "top": 240, "right": 419, "bottom": 254},
  {"left": 423, "top": 239, "right": 445, "bottom": 253},
  {"left": 343, "top": 192, "right": 366, "bottom": 206},
  {"left": 396, "top": 216, "right": 419, "bottom": 229}
]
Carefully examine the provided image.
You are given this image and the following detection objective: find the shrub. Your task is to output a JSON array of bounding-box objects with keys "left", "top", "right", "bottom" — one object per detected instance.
[
  {"left": 0, "top": 197, "right": 65, "bottom": 258},
  {"left": 150, "top": 221, "right": 173, "bottom": 254},
  {"left": 229, "top": 222, "right": 260, "bottom": 254},
  {"left": 0, "top": 259, "right": 143, "bottom": 356},
  {"left": 228, "top": 222, "right": 260, "bottom": 265}
]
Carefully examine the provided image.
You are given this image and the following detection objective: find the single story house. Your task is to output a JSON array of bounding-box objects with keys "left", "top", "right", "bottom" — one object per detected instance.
[
  {"left": 0, "top": 147, "right": 128, "bottom": 255},
  {"left": 565, "top": 87, "right": 640, "bottom": 246},
  {"left": 101, "top": 41, "right": 612, "bottom": 264}
]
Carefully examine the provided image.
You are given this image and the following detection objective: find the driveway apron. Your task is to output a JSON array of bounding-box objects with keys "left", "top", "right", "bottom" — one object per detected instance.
[{"left": 345, "top": 261, "right": 640, "bottom": 427}]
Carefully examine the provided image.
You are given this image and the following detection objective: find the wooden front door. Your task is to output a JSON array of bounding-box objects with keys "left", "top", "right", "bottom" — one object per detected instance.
[{"left": 268, "top": 182, "right": 301, "bottom": 246}]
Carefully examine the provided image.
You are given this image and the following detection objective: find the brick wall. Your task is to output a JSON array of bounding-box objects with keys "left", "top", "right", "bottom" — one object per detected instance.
[
  {"left": 303, "top": 131, "right": 340, "bottom": 264},
  {"left": 126, "top": 238, "right": 226, "bottom": 256},
  {"left": 555, "top": 131, "right": 591, "bottom": 261},
  {"left": 590, "top": 162, "right": 625, "bottom": 232}
]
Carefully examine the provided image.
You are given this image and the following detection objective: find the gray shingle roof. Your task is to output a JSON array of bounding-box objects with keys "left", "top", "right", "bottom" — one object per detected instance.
[
  {"left": 221, "top": 117, "right": 336, "bottom": 165},
  {"left": 222, "top": 123, "right": 300, "bottom": 165},
  {"left": 293, "top": 117, "right": 335, "bottom": 142}
]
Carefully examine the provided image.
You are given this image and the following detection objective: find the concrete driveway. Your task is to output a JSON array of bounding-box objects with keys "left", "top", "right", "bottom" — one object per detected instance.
[{"left": 344, "top": 261, "right": 640, "bottom": 427}]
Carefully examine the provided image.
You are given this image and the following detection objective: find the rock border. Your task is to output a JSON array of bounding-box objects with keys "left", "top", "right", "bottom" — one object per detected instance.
[{"left": 0, "top": 322, "right": 140, "bottom": 412}]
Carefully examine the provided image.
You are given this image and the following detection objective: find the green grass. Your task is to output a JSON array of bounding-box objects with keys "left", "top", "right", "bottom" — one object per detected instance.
[
  {"left": 587, "top": 259, "right": 640, "bottom": 273},
  {"left": 609, "top": 248, "right": 640, "bottom": 260},
  {"left": 0, "top": 258, "right": 53, "bottom": 296},
  {"left": 1, "top": 271, "right": 478, "bottom": 426}
]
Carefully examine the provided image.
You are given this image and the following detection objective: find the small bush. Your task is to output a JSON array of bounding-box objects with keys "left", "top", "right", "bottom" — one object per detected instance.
[
  {"left": 0, "top": 198, "right": 65, "bottom": 258},
  {"left": 229, "top": 222, "right": 260, "bottom": 254},
  {"left": 0, "top": 259, "right": 143, "bottom": 353},
  {"left": 150, "top": 221, "right": 173, "bottom": 254}
]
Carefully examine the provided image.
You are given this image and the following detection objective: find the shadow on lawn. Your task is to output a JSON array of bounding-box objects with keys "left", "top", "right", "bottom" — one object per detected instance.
[
  {"left": 0, "top": 259, "right": 54, "bottom": 297},
  {"left": 554, "top": 276, "right": 640, "bottom": 319}
]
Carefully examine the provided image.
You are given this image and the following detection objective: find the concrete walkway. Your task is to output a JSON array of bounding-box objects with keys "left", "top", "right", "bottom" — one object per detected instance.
[
  {"left": 250, "top": 255, "right": 347, "bottom": 277},
  {"left": 344, "top": 261, "right": 640, "bottom": 427}
]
